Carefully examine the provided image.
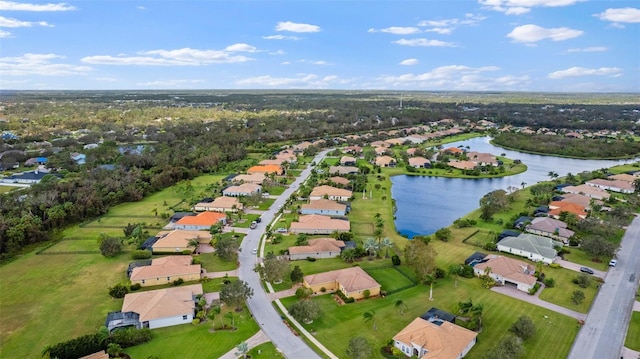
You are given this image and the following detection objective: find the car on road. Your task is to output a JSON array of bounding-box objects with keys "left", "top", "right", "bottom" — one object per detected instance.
[
  {"left": 580, "top": 267, "right": 594, "bottom": 274},
  {"left": 250, "top": 221, "right": 258, "bottom": 229},
  {"left": 252, "top": 248, "right": 257, "bottom": 254},
  {"left": 609, "top": 259, "right": 618, "bottom": 267}
]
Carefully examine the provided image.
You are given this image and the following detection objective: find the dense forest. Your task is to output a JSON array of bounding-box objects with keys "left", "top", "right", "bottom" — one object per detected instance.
[
  {"left": 492, "top": 133, "right": 640, "bottom": 159},
  {"left": 0, "top": 91, "right": 638, "bottom": 259}
]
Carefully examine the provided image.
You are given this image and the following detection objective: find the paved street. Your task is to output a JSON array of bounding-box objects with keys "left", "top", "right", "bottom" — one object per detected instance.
[
  {"left": 236, "top": 150, "right": 331, "bottom": 359},
  {"left": 568, "top": 215, "right": 640, "bottom": 359}
]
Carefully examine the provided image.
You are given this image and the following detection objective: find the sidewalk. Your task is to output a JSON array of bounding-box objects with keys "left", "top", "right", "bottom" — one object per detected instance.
[
  {"left": 218, "top": 330, "right": 270, "bottom": 359},
  {"left": 491, "top": 284, "right": 586, "bottom": 320},
  {"left": 202, "top": 269, "right": 238, "bottom": 279}
]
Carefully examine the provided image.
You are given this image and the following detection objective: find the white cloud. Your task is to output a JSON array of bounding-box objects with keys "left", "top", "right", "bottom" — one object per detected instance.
[
  {"left": 379, "top": 65, "right": 529, "bottom": 90},
  {"left": 418, "top": 13, "right": 486, "bottom": 34},
  {"left": 262, "top": 34, "right": 300, "bottom": 40},
  {"left": 269, "top": 50, "right": 285, "bottom": 55},
  {"left": 393, "top": 38, "right": 456, "bottom": 47},
  {"left": 95, "top": 77, "right": 117, "bottom": 82},
  {"left": 1, "top": 53, "right": 91, "bottom": 76},
  {"left": 137, "top": 79, "right": 204, "bottom": 87},
  {"left": 299, "top": 59, "right": 330, "bottom": 65},
  {"left": 82, "top": 47, "right": 254, "bottom": 66},
  {"left": 595, "top": 8, "right": 640, "bottom": 25},
  {"left": 224, "top": 43, "right": 258, "bottom": 52},
  {"left": 0, "top": 16, "right": 52, "bottom": 27},
  {"left": 281, "top": 61, "right": 291, "bottom": 65},
  {"left": 0, "top": 29, "right": 10, "bottom": 37},
  {"left": 275, "top": 21, "right": 320, "bottom": 33},
  {"left": 136, "top": 6, "right": 145, "bottom": 10},
  {"left": 507, "top": 24, "right": 583, "bottom": 43},
  {"left": 0, "top": 1, "right": 76, "bottom": 11},
  {"left": 236, "top": 73, "right": 347, "bottom": 88},
  {"left": 566, "top": 46, "right": 607, "bottom": 53},
  {"left": 399, "top": 59, "right": 419, "bottom": 65},
  {"left": 369, "top": 26, "right": 421, "bottom": 35},
  {"left": 479, "top": 0, "right": 584, "bottom": 15},
  {"left": 548, "top": 66, "right": 622, "bottom": 79}
]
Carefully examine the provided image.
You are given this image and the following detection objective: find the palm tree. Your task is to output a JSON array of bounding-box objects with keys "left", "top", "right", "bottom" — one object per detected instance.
[
  {"left": 425, "top": 274, "right": 436, "bottom": 301},
  {"left": 547, "top": 171, "right": 559, "bottom": 182},
  {"left": 363, "top": 238, "right": 378, "bottom": 257},
  {"left": 448, "top": 264, "right": 462, "bottom": 287},
  {"left": 224, "top": 311, "right": 235, "bottom": 330},
  {"left": 188, "top": 238, "right": 200, "bottom": 252},
  {"left": 340, "top": 248, "right": 357, "bottom": 263},
  {"left": 395, "top": 299, "right": 407, "bottom": 316},
  {"left": 380, "top": 237, "right": 393, "bottom": 258},
  {"left": 363, "top": 310, "right": 377, "bottom": 330},
  {"left": 520, "top": 181, "right": 527, "bottom": 189}
]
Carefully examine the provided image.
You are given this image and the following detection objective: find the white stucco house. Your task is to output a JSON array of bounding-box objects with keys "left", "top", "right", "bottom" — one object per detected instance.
[{"left": 497, "top": 233, "right": 562, "bottom": 264}]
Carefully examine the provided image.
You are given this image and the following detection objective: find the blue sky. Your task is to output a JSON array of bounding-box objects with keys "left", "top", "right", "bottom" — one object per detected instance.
[{"left": 1, "top": 0, "right": 639, "bottom": 92}]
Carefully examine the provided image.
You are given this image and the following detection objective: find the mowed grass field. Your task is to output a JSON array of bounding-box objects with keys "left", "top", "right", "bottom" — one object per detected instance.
[
  {"left": 282, "top": 276, "right": 580, "bottom": 359},
  {"left": 0, "top": 174, "right": 233, "bottom": 358}
]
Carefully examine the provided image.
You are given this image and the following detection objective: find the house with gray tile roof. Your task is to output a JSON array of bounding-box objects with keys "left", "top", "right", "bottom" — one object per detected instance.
[{"left": 497, "top": 233, "right": 562, "bottom": 264}]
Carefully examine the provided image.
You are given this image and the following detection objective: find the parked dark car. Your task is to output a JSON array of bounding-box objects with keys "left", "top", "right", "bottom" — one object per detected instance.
[{"left": 579, "top": 267, "right": 594, "bottom": 274}]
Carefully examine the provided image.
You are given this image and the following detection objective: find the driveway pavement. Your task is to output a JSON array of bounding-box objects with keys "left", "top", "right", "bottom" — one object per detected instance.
[
  {"left": 568, "top": 215, "right": 640, "bottom": 359},
  {"left": 555, "top": 258, "right": 607, "bottom": 279},
  {"left": 218, "top": 330, "right": 270, "bottom": 359},
  {"left": 491, "top": 284, "right": 586, "bottom": 320},
  {"left": 267, "top": 284, "right": 301, "bottom": 301}
]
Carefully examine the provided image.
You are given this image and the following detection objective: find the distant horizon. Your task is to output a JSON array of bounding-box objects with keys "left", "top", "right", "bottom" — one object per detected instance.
[{"left": 1, "top": 1, "right": 638, "bottom": 92}]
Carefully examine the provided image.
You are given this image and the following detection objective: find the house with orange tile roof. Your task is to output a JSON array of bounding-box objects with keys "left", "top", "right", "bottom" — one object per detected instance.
[
  {"left": 466, "top": 151, "right": 499, "bottom": 166},
  {"left": 393, "top": 317, "right": 478, "bottom": 359},
  {"left": 441, "top": 147, "right": 464, "bottom": 155},
  {"left": 194, "top": 196, "right": 242, "bottom": 212},
  {"left": 106, "top": 284, "right": 202, "bottom": 331},
  {"left": 232, "top": 172, "right": 266, "bottom": 184},
  {"left": 247, "top": 164, "right": 283, "bottom": 175},
  {"left": 174, "top": 211, "right": 226, "bottom": 231},
  {"left": 130, "top": 256, "right": 201, "bottom": 287},
  {"left": 557, "top": 193, "right": 593, "bottom": 209},
  {"left": 289, "top": 214, "right": 350, "bottom": 234},
  {"left": 586, "top": 178, "right": 635, "bottom": 194},
  {"left": 152, "top": 230, "right": 212, "bottom": 253},
  {"left": 223, "top": 183, "right": 262, "bottom": 197},
  {"left": 473, "top": 255, "right": 536, "bottom": 292},
  {"left": 562, "top": 184, "right": 610, "bottom": 200},
  {"left": 289, "top": 238, "right": 346, "bottom": 260},
  {"left": 309, "top": 185, "right": 353, "bottom": 201},
  {"left": 300, "top": 199, "right": 347, "bottom": 216},
  {"left": 384, "top": 138, "right": 406, "bottom": 146},
  {"left": 303, "top": 267, "right": 380, "bottom": 299},
  {"left": 370, "top": 140, "right": 389, "bottom": 148},
  {"left": 375, "top": 155, "right": 396, "bottom": 167},
  {"left": 292, "top": 141, "right": 313, "bottom": 152},
  {"left": 608, "top": 173, "right": 637, "bottom": 183},
  {"left": 408, "top": 156, "right": 431, "bottom": 168},
  {"left": 548, "top": 201, "right": 587, "bottom": 220}
]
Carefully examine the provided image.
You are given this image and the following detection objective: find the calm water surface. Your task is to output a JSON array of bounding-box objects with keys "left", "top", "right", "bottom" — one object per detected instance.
[{"left": 392, "top": 137, "right": 637, "bottom": 237}]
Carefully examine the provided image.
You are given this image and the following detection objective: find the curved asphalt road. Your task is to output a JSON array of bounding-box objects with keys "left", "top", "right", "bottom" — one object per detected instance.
[
  {"left": 237, "top": 150, "right": 331, "bottom": 359},
  {"left": 568, "top": 215, "right": 640, "bottom": 359}
]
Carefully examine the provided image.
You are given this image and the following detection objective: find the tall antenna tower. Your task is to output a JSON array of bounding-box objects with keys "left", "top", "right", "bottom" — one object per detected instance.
[{"left": 399, "top": 93, "right": 403, "bottom": 109}]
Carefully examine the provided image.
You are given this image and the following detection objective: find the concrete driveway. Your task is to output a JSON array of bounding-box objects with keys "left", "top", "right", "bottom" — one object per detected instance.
[{"left": 555, "top": 258, "right": 607, "bottom": 279}]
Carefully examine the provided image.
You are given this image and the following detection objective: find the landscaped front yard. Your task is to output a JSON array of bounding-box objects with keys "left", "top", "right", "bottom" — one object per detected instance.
[
  {"left": 625, "top": 311, "right": 640, "bottom": 351},
  {"left": 282, "top": 276, "right": 580, "bottom": 359}
]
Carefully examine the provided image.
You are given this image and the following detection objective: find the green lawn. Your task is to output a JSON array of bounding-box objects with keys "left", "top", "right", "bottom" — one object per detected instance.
[
  {"left": 365, "top": 267, "right": 415, "bottom": 293},
  {"left": 625, "top": 312, "right": 640, "bottom": 351},
  {"left": 265, "top": 185, "right": 287, "bottom": 195},
  {"left": 255, "top": 198, "right": 276, "bottom": 210},
  {"left": 202, "top": 277, "right": 237, "bottom": 293},
  {"left": 196, "top": 252, "right": 239, "bottom": 272},
  {"left": 282, "top": 276, "right": 579, "bottom": 359},
  {"left": 248, "top": 342, "right": 285, "bottom": 358},
  {"left": 562, "top": 248, "right": 609, "bottom": 271},
  {"left": 230, "top": 214, "right": 262, "bottom": 228},
  {"left": 41, "top": 238, "right": 100, "bottom": 252},
  {"left": 537, "top": 267, "right": 598, "bottom": 313},
  {"left": 0, "top": 251, "right": 129, "bottom": 359},
  {"left": 125, "top": 308, "right": 259, "bottom": 358},
  {"left": 0, "top": 185, "right": 20, "bottom": 193}
]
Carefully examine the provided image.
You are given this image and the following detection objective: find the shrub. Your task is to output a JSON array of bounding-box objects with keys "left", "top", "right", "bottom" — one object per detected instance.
[
  {"left": 108, "top": 283, "right": 129, "bottom": 298},
  {"left": 483, "top": 242, "right": 497, "bottom": 251},
  {"left": 549, "top": 263, "right": 562, "bottom": 269},
  {"left": 110, "top": 328, "right": 152, "bottom": 348},
  {"left": 130, "top": 283, "right": 142, "bottom": 291},
  {"left": 131, "top": 250, "right": 152, "bottom": 260},
  {"left": 391, "top": 255, "right": 401, "bottom": 266},
  {"left": 320, "top": 287, "right": 327, "bottom": 293},
  {"left": 181, "top": 250, "right": 192, "bottom": 255},
  {"left": 572, "top": 274, "right": 591, "bottom": 288},
  {"left": 295, "top": 287, "right": 313, "bottom": 299},
  {"left": 172, "top": 278, "right": 184, "bottom": 286},
  {"left": 306, "top": 257, "right": 317, "bottom": 262},
  {"left": 363, "top": 289, "right": 371, "bottom": 299},
  {"left": 345, "top": 297, "right": 355, "bottom": 303},
  {"left": 99, "top": 236, "right": 123, "bottom": 257},
  {"left": 192, "top": 319, "right": 200, "bottom": 325},
  {"left": 460, "top": 265, "right": 475, "bottom": 278},
  {"left": 47, "top": 333, "right": 103, "bottom": 359},
  {"left": 528, "top": 283, "right": 541, "bottom": 295},
  {"left": 435, "top": 267, "right": 446, "bottom": 279},
  {"left": 544, "top": 278, "right": 555, "bottom": 288}
]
